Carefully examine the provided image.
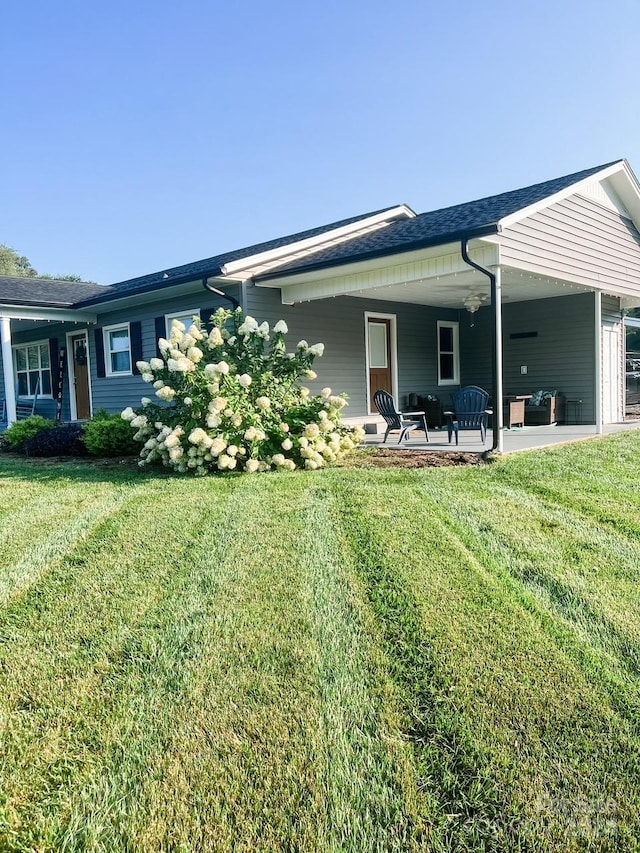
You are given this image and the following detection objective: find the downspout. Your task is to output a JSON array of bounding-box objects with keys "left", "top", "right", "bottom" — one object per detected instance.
[
  {"left": 202, "top": 278, "right": 240, "bottom": 310},
  {"left": 460, "top": 240, "right": 503, "bottom": 452}
]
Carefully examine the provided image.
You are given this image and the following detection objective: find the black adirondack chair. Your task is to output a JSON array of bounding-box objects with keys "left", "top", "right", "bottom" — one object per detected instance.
[
  {"left": 373, "top": 390, "right": 429, "bottom": 444},
  {"left": 444, "top": 385, "right": 492, "bottom": 445}
]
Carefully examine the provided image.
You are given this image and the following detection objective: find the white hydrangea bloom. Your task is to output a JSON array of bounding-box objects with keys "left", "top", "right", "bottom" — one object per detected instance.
[
  {"left": 149, "top": 358, "right": 164, "bottom": 371},
  {"left": 215, "top": 361, "right": 230, "bottom": 375},
  {"left": 136, "top": 361, "right": 150, "bottom": 373},
  {"left": 279, "top": 422, "right": 290, "bottom": 432},
  {"left": 131, "top": 414, "right": 148, "bottom": 428},
  {"left": 257, "top": 321, "right": 270, "bottom": 339},
  {"left": 121, "top": 407, "right": 135, "bottom": 421},
  {"left": 321, "top": 387, "right": 332, "bottom": 398},
  {"left": 153, "top": 379, "right": 165, "bottom": 389},
  {"left": 297, "top": 340, "right": 308, "bottom": 350},
  {"left": 187, "top": 323, "right": 204, "bottom": 340},
  {"left": 305, "top": 369, "right": 317, "bottom": 380},
  {"left": 245, "top": 459, "right": 260, "bottom": 473},
  {"left": 304, "top": 423, "right": 320, "bottom": 439},
  {"left": 272, "top": 453, "right": 285, "bottom": 467},
  {"left": 206, "top": 413, "right": 220, "bottom": 428},
  {"left": 189, "top": 428, "right": 208, "bottom": 445},
  {"left": 158, "top": 338, "right": 170, "bottom": 354},
  {"left": 142, "top": 373, "right": 154, "bottom": 383},
  {"left": 227, "top": 445, "right": 238, "bottom": 457},
  {"left": 208, "top": 327, "right": 224, "bottom": 347},
  {"left": 309, "top": 343, "right": 325, "bottom": 357},
  {"left": 256, "top": 396, "right": 271, "bottom": 410},
  {"left": 274, "top": 320, "right": 288, "bottom": 334},
  {"left": 156, "top": 386, "right": 176, "bottom": 401},
  {"left": 187, "top": 346, "right": 203, "bottom": 363},
  {"left": 282, "top": 438, "right": 293, "bottom": 451},
  {"left": 210, "top": 436, "right": 227, "bottom": 456},
  {"left": 238, "top": 373, "right": 252, "bottom": 388},
  {"left": 184, "top": 397, "right": 193, "bottom": 406}
]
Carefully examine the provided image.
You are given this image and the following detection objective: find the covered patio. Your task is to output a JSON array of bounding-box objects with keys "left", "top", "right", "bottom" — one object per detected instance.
[{"left": 362, "top": 418, "right": 640, "bottom": 454}]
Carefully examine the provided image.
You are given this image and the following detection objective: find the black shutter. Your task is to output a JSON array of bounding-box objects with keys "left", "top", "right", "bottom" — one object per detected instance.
[
  {"left": 130, "top": 321, "right": 143, "bottom": 375},
  {"left": 200, "top": 307, "right": 213, "bottom": 329},
  {"left": 154, "top": 316, "right": 166, "bottom": 357},
  {"left": 94, "top": 329, "right": 105, "bottom": 378},
  {"left": 48, "top": 337, "right": 59, "bottom": 392}
]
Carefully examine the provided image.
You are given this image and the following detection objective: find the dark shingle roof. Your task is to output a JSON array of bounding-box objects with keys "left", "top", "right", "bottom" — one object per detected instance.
[
  {"left": 75, "top": 205, "right": 403, "bottom": 307},
  {"left": 0, "top": 276, "right": 110, "bottom": 308},
  {"left": 256, "top": 160, "right": 623, "bottom": 280}
]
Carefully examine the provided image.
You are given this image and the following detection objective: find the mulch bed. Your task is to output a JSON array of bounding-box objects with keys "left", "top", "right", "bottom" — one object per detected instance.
[{"left": 346, "top": 448, "right": 484, "bottom": 468}]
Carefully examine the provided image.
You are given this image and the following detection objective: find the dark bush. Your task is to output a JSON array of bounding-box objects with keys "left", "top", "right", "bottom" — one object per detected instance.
[
  {"left": 4, "top": 416, "right": 58, "bottom": 450},
  {"left": 83, "top": 409, "right": 140, "bottom": 457},
  {"left": 23, "top": 424, "right": 89, "bottom": 457}
]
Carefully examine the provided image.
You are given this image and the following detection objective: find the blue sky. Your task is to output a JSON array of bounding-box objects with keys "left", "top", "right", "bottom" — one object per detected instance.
[{"left": 2, "top": 0, "right": 639, "bottom": 284}]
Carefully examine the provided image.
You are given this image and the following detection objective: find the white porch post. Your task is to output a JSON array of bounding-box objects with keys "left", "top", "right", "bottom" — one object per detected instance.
[
  {"left": 595, "top": 290, "right": 603, "bottom": 434},
  {"left": 494, "top": 265, "right": 504, "bottom": 453},
  {"left": 1, "top": 316, "right": 17, "bottom": 425}
]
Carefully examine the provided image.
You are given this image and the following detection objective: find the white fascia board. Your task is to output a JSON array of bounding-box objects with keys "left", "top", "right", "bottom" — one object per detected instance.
[
  {"left": 0, "top": 305, "right": 97, "bottom": 323},
  {"left": 220, "top": 205, "right": 416, "bottom": 277},
  {"left": 498, "top": 161, "right": 629, "bottom": 230}
]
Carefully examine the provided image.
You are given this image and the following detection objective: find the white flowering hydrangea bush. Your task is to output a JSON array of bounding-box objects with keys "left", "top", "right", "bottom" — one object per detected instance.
[{"left": 121, "top": 307, "right": 365, "bottom": 474}]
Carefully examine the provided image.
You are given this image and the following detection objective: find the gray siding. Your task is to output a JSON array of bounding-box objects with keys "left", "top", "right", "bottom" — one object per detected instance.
[
  {"left": 89, "top": 288, "right": 240, "bottom": 414},
  {"left": 245, "top": 284, "right": 458, "bottom": 416},
  {"left": 499, "top": 194, "right": 640, "bottom": 298},
  {"left": 461, "top": 293, "right": 598, "bottom": 422},
  {"left": 503, "top": 293, "right": 596, "bottom": 422}
]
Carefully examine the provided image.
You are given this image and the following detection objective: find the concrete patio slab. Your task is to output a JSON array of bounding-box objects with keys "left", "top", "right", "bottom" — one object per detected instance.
[{"left": 362, "top": 419, "right": 640, "bottom": 454}]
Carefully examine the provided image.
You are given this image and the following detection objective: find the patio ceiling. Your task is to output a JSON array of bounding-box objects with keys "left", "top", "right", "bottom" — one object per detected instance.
[
  {"left": 258, "top": 239, "right": 597, "bottom": 308},
  {"left": 346, "top": 265, "right": 595, "bottom": 309}
]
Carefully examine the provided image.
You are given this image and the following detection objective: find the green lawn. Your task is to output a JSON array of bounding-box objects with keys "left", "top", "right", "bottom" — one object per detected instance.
[{"left": 1, "top": 433, "right": 640, "bottom": 852}]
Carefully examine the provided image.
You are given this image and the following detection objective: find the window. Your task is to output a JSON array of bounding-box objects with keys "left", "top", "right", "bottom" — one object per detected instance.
[
  {"left": 437, "top": 320, "right": 460, "bottom": 385},
  {"left": 13, "top": 341, "right": 52, "bottom": 396},
  {"left": 103, "top": 324, "right": 132, "bottom": 376},
  {"left": 165, "top": 310, "right": 199, "bottom": 337}
]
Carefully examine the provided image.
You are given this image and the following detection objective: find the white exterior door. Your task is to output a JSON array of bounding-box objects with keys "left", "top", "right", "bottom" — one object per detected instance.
[{"left": 602, "top": 326, "right": 621, "bottom": 423}]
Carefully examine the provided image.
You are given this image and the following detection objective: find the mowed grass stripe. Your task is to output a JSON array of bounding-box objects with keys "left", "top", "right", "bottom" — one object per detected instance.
[
  {"left": 115, "top": 476, "right": 419, "bottom": 853},
  {"left": 0, "top": 486, "right": 143, "bottom": 607},
  {"left": 432, "top": 476, "right": 640, "bottom": 666},
  {"left": 0, "top": 479, "right": 234, "bottom": 849},
  {"left": 303, "top": 484, "right": 417, "bottom": 853},
  {"left": 491, "top": 433, "right": 640, "bottom": 540},
  {"left": 330, "top": 470, "right": 640, "bottom": 850}
]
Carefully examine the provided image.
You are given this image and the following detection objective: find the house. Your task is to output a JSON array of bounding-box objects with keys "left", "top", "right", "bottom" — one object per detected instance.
[{"left": 2, "top": 158, "right": 640, "bottom": 451}]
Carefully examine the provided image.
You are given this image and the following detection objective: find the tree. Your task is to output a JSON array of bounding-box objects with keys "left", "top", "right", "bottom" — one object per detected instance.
[
  {"left": 0, "top": 244, "right": 38, "bottom": 276},
  {"left": 0, "top": 243, "right": 93, "bottom": 282}
]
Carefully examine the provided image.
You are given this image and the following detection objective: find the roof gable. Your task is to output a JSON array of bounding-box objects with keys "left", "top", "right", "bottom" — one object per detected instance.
[{"left": 256, "top": 161, "right": 625, "bottom": 281}]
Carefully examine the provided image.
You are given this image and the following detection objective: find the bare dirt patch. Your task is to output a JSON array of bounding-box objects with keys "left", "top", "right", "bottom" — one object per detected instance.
[{"left": 346, "top": 448, "right": 483, "bottom": 469}]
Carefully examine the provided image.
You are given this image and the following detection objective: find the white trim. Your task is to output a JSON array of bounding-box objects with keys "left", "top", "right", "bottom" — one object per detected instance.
[
  {"left": 498, "top": 161, "right": 629, "bottom": 230},
  {"left": 12, "top": 338, "right": 54, "bottom": 399},
  {"left": 103, "top": 322, "right": 132, "bottom": 377},
  {"left": 364, "top": 312, "right": 398, "bottom": 415},
  {"left": 436, "top": 320, "right": 460, "bottom": 386},
  {"left": 220, "top": 205, "right": 416, "bottom": 278},
  {"left": 0, "top": 305, "right": 96, "bottom": 323},
  {"left": 66, "top": 329, "right": 93, "bottom": 421},
  {"left": 1, "top": 317, "right": 16, "bottom": 424},
  {"left": 165, "top": 308, "right": 200, "bottom": 337}
]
